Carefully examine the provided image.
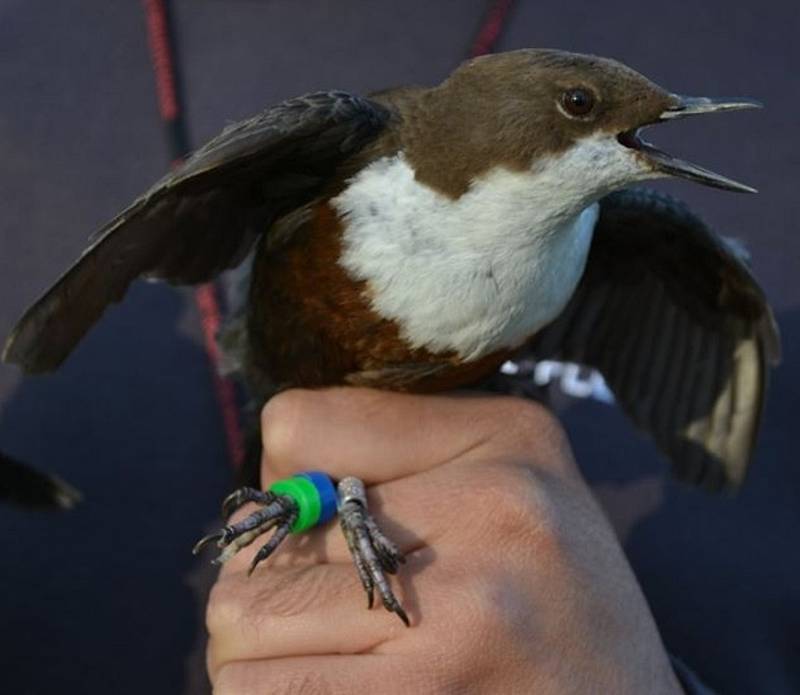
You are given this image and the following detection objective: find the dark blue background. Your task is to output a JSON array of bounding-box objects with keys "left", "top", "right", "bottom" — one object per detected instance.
[{"left": 0, "top": 2, "right": 797, "bottom": 693}]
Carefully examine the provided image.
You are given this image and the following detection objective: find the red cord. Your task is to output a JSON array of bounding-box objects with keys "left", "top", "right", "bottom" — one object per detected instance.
[
  {"left": 142, "top": 0, "right": 245, "bottom": 470},
  {"left": 470, "top": 0, "right": 516, "bottom": 57},
  {"left": 142, "top": 0, "right": 178, "bottom": 121}
]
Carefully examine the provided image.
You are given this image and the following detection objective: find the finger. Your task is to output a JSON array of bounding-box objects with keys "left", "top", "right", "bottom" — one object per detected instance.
[
  {"left": 207, "top": 548, "right": 439, "bottom": 679},
  {"left": 215, "top": 392, "right": 572, "bottom": 574},
  {"left": 259, "top": 387, "right": 532, "bottom": 484},
  {"left": 259, "top": 389, "right": 574, "bottom": 502},
  {"left": 224, "top": 414, "right": 577, "bottom": 576},
  {"left": 220, "top": 456, "right": 490, "bottom": 575},
  {"left": 213, "top": 654, "right": 423, "bottom": 695}
]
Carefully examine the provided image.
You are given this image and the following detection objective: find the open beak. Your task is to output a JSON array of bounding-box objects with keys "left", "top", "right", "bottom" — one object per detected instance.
[{"left": 618, "top": 95, "right": 762, "bottom": 193}]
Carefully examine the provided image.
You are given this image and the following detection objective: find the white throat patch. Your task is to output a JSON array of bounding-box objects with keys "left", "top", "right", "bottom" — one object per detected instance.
[{"left": 333, "top": 137, "right": 637, "bottom": 361}]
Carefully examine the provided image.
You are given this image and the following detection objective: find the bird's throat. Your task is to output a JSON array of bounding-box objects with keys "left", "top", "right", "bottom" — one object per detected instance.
[{"left": 333, "top": 154, "right": 600, "bottom": 361}]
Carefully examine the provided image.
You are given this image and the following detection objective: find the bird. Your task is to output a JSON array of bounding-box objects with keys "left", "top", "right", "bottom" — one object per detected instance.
[{"left": 2, "top": 49, "right": 779, "bottom": 624}]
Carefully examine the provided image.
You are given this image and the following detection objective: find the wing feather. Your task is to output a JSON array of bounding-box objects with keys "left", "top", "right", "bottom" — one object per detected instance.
[
  {"left": 3, "top": 91, "right": 391, "bottom": 373},
  {"left": 531, "top": 188, "right": 779, "bottom": 490}
]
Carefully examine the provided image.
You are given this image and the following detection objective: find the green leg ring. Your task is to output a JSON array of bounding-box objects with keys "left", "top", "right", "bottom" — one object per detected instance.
[{"left": 268, "top": 476, "right": 322, "bottom": 533}]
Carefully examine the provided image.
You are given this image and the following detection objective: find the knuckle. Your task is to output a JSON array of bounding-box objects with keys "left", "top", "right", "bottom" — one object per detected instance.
[
  {"left": 494, "top": 397, "right": 566, "bottom": 452},
  {"left": 476, "top": 396, "right": 579, "bottom": 480},
  {"left": 260, "top": 389, "right": 312, "bottom": 472},
  {"left": 460, "top": 463, "right": 565, "bottom": 556}
]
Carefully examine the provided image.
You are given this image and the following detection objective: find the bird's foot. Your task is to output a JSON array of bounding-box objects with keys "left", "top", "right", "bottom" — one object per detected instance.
[
  {"left": 193, "top": 487, "right": 298, "bottom": 573},
  {"left": 338, "top": 476, "right": 408, "bottom": 625},
  {"left": 194, "top": 476, "right": 408, "bottom": 624}
]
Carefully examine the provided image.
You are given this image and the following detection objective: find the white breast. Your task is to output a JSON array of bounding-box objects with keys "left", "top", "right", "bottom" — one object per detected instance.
[{"left": 332, "top": 152, "right": 601, "bottom": 361}]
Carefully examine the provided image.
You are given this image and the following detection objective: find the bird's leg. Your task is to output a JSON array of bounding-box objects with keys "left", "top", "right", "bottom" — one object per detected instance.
[
  {"left": 194, "top": 476, "right": 408, "bottom": 624},
  {"left": 338, "top": 477, "right": 408, "bottom": 625}
]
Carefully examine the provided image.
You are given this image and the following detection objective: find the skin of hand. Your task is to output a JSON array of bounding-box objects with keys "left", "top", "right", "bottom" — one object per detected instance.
[{"left": 206, "top": 388, "right": 683, "bottom": 694}]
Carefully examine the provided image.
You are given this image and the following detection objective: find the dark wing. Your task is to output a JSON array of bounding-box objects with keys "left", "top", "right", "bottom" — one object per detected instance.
[
  {"left": 3, "top": 91, "right": 391, "bottom": 373},
  {"left": 530, "top": 188, "right": 780, "bottom": 490}
]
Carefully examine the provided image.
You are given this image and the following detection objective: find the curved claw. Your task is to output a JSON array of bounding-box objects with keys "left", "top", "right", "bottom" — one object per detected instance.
[
  {"left": 192, "top": 530, "right": 225, "bottom": 555},
  {"left": 220, "top": 491, "right": 243, "bottom": 520},
  {"left": 388, "top": 602, "right": 410, "bottom": 627},
  {"left": 247, "top": 515, "right": 296, "bottom": 576}
]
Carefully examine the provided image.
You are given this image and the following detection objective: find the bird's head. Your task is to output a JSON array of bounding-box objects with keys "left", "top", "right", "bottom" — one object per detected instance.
[{"left": 421, "top": 49, "right": 759, "bottom": 200}]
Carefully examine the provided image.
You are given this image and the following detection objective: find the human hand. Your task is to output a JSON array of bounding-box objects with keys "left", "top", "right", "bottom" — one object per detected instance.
[{"left": 206, "top": 388, "right": 682, "bottom": 694}]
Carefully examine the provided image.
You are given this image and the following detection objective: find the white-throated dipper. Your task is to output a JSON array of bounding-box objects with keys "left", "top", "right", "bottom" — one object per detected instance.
[{"left": 2, "top": 49, "right": 779, "bottom": 623}]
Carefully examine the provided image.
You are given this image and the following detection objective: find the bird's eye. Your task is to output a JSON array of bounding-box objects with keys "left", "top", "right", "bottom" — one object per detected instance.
[{"left": 560, "top": 88, "right": 596, "bottom": 117}]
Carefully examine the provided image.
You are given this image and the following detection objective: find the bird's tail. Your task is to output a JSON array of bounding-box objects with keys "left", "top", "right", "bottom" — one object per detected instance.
[{"left": 0, "top": 449, "right": 82, "bottom": 510}]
